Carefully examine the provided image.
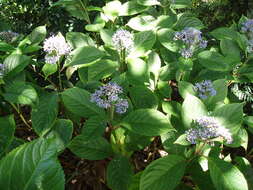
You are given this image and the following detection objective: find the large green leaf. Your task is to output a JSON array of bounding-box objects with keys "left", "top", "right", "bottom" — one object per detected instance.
[
  {"left": 61, "top": 87, "right": 106, "bottom": 118},
  {"left": 120, "top": 0, "right": 148, "bottom": 16},
  {"left": 88, "top": 59, "right": 118, "bottom": 81},
  {"left": 130, "top": 30, "right": 156, "bottom": 57},
  {"left": 66, "top": 46, "right": 104, "bottom": 66},
  {"left": 175, "top": 15, "right": 204, "bottom": 30},
  {"left": 127, "top": 57, "right": 149, "bottom": 85},
  {"left": 171, "top": 0, "right": 192, "bottom": 9},
  {"left": 129, "top": 85, "right": 158, "bottom": 109},
  {"left": 208, "top": 157, "right": 248, "bottom": 190},
  {"left": 158, "top": 28, "right": 180, "bottom": 52},
  {"left": 121, "top": 109, "right": 174, "bottom": 136},
  {"left": 81, "top": 116, "right": 106, "bottom": 140},
  {"left": 107, "top": 156, "right": 134, "bottom": 190},
  {"left": 137, "top": 0, "right": 161, "bottom": 6},
  {"left": 182, "top": 94, "right": 207, "bottom": 128},
  {"left": 68, "top": 135, "right": 113, "bottom": 160},
  {"left": 42, "top": 63, "right": 58, "bottom": 79},
  {"left": 140, "top": 155, "right": 186, "bottom": 190},
  {"left": 66, "top": 32, "right": 95, "bottom": 48},
  {"left": 27, "top": 26, "right": 46, "bottom": 44},
  {"left": 3, "top": 54, "right": 31, "bottom": 78},
  {"left": 31, "top": 93, "right": 58, "bottom": 136},
  {"left": 3, "top": 82, "right": 37, "bottom": 105},
  {"left": 213, "top": 103, "right": 243, "bottom": 134},
  {"left": 0, "top": 115, "right": 16, "bottom": 156},
  {"left": 204, "top": 79, "right": 228, "bottom": 110},
  {"left": 127, "top": 15, "right": 156, "bottom": 31},
  {"left": 0, "top": 139, "right": 65, "bottom": 190},
  {"left": 46, "top": 119, "right": 73, "bottom": 152},
  {"left": 198, "top": 51, "right": 238, "bottom": 72}
]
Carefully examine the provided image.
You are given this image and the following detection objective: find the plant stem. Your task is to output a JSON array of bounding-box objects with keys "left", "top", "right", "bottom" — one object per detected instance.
[
  {"left": 119, "top": 49, "right": 126, "bottom": 73},
  {"left": 57, "top": 61, "right": 63, "bottom": 91},
  {"left": 109, "top": 106, "right": 115, "bottom": 122},
  {"left": 10, "top": 103, "right": 31, "bottom": 129}
]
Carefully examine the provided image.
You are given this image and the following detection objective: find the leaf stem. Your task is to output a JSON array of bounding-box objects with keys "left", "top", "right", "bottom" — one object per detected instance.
[{"left": 10, "top": 103, "right": 31, "bottom": 129}]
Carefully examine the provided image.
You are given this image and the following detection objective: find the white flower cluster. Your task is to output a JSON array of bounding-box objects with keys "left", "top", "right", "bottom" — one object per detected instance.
[
  {"left": 43, "top": 33, "right": 72, "bottom": 64},
  {"left": 112, "top": 29, "right": 134, "bottom": 53},
  {"left": 186, "top": 116, "right": 233, "bottom": 145}
]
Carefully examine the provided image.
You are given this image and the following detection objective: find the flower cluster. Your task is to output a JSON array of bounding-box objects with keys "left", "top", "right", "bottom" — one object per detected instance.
[
  {"left": 90, "top": 82, "right": 128, "bottom": 114},
  {"left": 241, "top": 19, "right": 253, "bottom": 34},
  {"left": 186, "top": 116, "right": 233, "bottom": 144},
  {"left": 174, "top": 27, "right": 207, "bottom": 58},
  {"left": 193, "top": 80, "right": 216, "bottom": 99},
  {"left": 112, "top": 29, "right": 134, "bottom": 54},
  {"left": 241, "top": 19, "right": 253, "bottom": 53},
  {"left": 43, "top": 33, "right": 72, "bottom": 64},
  {"left": 0, "top": 64, "right": 5, "bottom": 78},
  {"left": 0, "top": 30, "right": 19, "bottom": 43}
]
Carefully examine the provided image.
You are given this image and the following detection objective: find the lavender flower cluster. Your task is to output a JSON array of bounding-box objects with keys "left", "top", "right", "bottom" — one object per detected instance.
[
  {"left": 174, "top": 27, "right": 207, "bottom": 58},
  {"left": 193, "top": 80, "right": 216, "bottom": 99},
  {"left": 112, "top": 29, "right": 134, "bottom": 54},
  {"left": 186, "top": 116, "right": 233, "bottom": 144},
  {"left": 90, "top": 82, "right": 128, "bottom": 114},
  {"left": 43, "top": 33, "right": 72, "bottom": 64},
  {"left": 241, "top": 19, "right": 253, "bottom": 34},
  {"left": 241, "top": 19, "right": 253, "bottom": 53},
  {"left": 0, "top": 30, "right": 19, "bottom": 43}
]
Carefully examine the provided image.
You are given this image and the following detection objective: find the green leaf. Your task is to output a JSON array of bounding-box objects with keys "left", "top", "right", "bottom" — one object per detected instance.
[
  {"left": 171, "top": 0, "right": 192, "bottom": 9},
  {"left": 129, "top": 30, "right": 156, "bottom": 57},
  {"left": 213, "top": 103, "right": 243, "bottom": 134},
  {"left": 0, "top": 139, "right": 65, "bottom": 190},
  {"left": 125, "top": 131, "right": 153, "bottom": 151},
  {"left": 3, "top": 54, "right": 31, "bottom": 78},
  {"left": 127, "top": 15, "right": 156, "bottom": 31},
  {"left": 0, "top": 115, "right": 16, "bottom": 156},
  {"left": 155, "top": 15, "right": 177, "bottom": 30},
  {"left": 234, "top": 157, "right": 253, "bottom": 190},
  {"left": 220, "top": 39, "right": 241, "bottom": 61},
  {"left": 204, "top": 79, "right": 228, "bottom": 110},
  {"left": 81, "top": 116, "right": 106, "bottom": 140},
  {"left": 129, "top": 85, "right": 158, "bottom": 109},
  {"left": 66, "top": 32, "right": 95, "bottom": 48},
  {"left": 66, "top": 46, "right": 104, "bottom": 66},
  {"left": 198, "top": 51, "right": 237, "bottom": 72},
  {"left": 129, "top": 172, "right": 142, "bottom": 190},
  {"left": 140, "top": 155, "right": 186, "bottom": 190},
  {"left": 208, "top": 157, "right": 248, "bottom": 190},
  {"left": 88, "top": 59, "right": 118, "bottom": 81},
  {"left": 0, "top": 42, "right": 15, "bottom": 52},
  {"left": 46, "top": 119, "right": 73, "bottom": 152},
  {"left": 137, "top": 0, "right": 161, "bottom": 6},
  {"left": 68, "top": 136, "right": 113, "bottom": 160},
  {"left": 178, "top": 81, "right": 196, "bottom": 99},
  {"left": 127, "top": 57, "right": 149, "bottom": 85},
  {"left": 121, "top": 109, "right": 174, "bottom": 136},
  {"left": 182, "top": 94, "right": 207, "bottom": 128},
  {"left": 102, "top": 0, "right": 122, "bottom": 21},
  {"left": 174, "top": 134, "right": 191, "bottom": 146},
  {"left": 42, "top": 63, "right": 58, "bottom": 79},
  {"left": 27, "top": 26, "right": 46, "bottom": 44},
  {"left": 107, "top": 156, "right": 134, "bottom": 190},
  {"left": 120, "top": 0, "right": 148, "bottom": 16},
  {"left": 175, "top": 15, "right": 204, "bottom": 30},
  {"left": 3, "top": 82, "right": 37, "bottom": 105},
  {"left": 31, "top": 93, "right": 58, "bottom": 136},
  {"left": 85, "top": 16, "right": 105, "bottom": 32},
  {"left": 61, "top": 87, "right": 106, "bottom": 118},
  {"left": 158, "top": 28, "right": 180, "bottom": 52},
  {"left": 210, "top": 27, "right": 238, "bottom": 41},
  {"left": 100, "top": 29, "right": 114, "bottom": 46}
]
